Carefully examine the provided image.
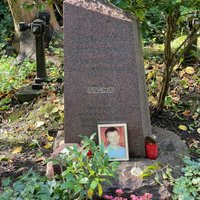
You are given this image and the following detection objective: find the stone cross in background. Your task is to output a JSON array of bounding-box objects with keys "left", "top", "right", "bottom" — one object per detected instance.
[{"left": 63, "top": 0, "right": 152, "bottom": 157}]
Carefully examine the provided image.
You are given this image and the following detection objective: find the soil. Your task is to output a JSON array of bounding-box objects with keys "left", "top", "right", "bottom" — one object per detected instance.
[{"left": 151, "top": 108, "right": 200, "bottom": 160}]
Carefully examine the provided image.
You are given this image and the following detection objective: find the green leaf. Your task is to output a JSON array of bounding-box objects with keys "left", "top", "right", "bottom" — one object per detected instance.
[
  {"left": 90, "top": 132, "right": 97, "bottom": 140},
  {"left": 74, "top": 184, "right": 82, "bottom": 194},
  {"left": 98, "top": 183, "right": 103, "bottom": 196},
  {"left": 51, "top": 107, "right": 59, "bottom": 114},
  {"left": 117, "top": 1, "right": 130, "bottom": 9},
  {"left": 13, "top": 182, "right": 24, "bottom": 192},
  {"left": 2, "top": 177, "right": 12, "bottom": 187},
  {"left": 36, "top": 151, "right": 43, "bottom": 157},
  {"left": 135, "top": 9, "right": 145, "bottom": 20},
  {"left": 21, "top": 3, "right": 35, "bottom": 11},
  {"left": 146, "top": 165, "right": 159, "bottom": 170},
  {"left": 90, "top": 179, "right": 98, "bottom": 189},
  {"left": 38, "top": 3, "right": 45, "bottom": 11},
  {"left": 0, "top": 156, "right": 10, "bottom": 161},
  {"left": 79, "top": 177, "right": 89, "bottom": 184},
  {"left": 162, "top": 172, "right": 167, "bottom": 179},
  {"left": 154, "top": 173, "right": 161, "bottom": 185},
  {"left": 60, "top": 181, "right": 74, "bottom": 189},
  {"left": 140, "top": 173, "right": 153, "bottom": 178}
]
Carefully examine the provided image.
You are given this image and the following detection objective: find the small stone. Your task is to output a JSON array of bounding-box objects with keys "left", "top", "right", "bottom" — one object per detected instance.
[
  {"left": 46, "top": 162, "right": 54, "bottom": 179},
  {"left": 159, "top": 185, "right": 172, "bottom": 200},
  {"left": 130, "top": 167, "right": 143, "bottom": 177}
]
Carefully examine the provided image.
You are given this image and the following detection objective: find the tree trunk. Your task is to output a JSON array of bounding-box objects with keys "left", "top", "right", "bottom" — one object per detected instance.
[
  {"left": 157, "top": 14, "right": 173, "bottom": 111},
  {"left": 157, "top": 64, "right": 171, "bottom": 110},
  {"left": 7, "top": 0, "right": 61, "bottom": 62}
]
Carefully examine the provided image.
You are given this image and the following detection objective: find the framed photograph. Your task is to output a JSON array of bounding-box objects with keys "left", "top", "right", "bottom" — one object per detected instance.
[{"left": 98, "top": 123, "right": 129, "bottom": 161}]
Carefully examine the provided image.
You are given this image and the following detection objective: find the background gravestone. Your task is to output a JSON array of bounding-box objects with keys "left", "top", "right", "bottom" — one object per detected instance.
[{"left": 64, "top": 0, "right": 152, "bottom": 157}]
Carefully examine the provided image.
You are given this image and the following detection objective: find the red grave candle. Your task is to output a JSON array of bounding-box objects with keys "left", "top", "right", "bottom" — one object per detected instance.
[{"left": 145, "top": 142, "right": 158, "bottom": 159}]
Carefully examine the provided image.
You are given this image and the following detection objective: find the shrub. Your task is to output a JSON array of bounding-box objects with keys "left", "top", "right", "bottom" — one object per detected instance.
[
  {"left": 0, "top": 133, "right": 119, "bottom": 200},
  {"left": 49, "top": 133, "right": 119, "bottom": 199}
]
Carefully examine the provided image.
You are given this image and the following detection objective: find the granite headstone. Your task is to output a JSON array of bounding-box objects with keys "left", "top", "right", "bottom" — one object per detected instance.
[{"left": 64, "top": 0, "right": 152, "bottom": 157}]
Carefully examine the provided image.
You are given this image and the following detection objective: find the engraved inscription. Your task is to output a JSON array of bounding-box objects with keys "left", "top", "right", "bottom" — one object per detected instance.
[
  {"left": 87, "top": 87, "right": 115, "bottom": 94},
  {"left": 65, "top": 30, "right": 135, "bottom": 73}
]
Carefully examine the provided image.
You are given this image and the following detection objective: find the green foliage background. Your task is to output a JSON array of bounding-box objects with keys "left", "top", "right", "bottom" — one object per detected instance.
[{"left": 0, "top": 1, "right": 14, "bottom": 56}]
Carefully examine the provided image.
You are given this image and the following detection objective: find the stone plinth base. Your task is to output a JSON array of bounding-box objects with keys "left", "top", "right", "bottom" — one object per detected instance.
[{"left": 15, "top": 85, "right": 42, "bottom": 102}]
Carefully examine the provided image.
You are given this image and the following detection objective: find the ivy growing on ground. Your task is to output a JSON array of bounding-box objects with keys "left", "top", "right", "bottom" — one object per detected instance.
[
  {"left": 132, "top": 157, "right": 200, "bottom": 199},
  {"left": 173, "top": 157, "right": 200, "bottom": 200}
]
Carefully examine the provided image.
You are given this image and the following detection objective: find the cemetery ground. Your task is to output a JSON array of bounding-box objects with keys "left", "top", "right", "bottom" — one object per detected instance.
[{"left": 0, "top": 45, "right": 199, "bottom": 199}]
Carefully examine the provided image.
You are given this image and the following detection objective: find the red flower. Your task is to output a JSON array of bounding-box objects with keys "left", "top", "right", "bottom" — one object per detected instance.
[{"left": 87, "top": 150, "right": 92, "bottom": 157}]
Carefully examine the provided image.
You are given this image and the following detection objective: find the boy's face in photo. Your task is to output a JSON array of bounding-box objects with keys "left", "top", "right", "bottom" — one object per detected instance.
[{"left": 106, "top": 130, "right": 120, "bottom": 146}]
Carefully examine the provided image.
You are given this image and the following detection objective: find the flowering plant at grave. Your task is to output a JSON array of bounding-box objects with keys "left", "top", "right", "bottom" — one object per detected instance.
[
  {"left": 48, "top": 133, "right": 119, "bottom": 199},
  {"left": 130, "top": 193, "right": 153, "bottom": 200},
  {"left": 103, "top": 189, "right": 153, "bottom": 200}
]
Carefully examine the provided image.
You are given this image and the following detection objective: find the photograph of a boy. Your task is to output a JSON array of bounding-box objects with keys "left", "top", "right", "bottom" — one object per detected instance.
[{"left": 104, "top": 127, "right": 126, "bottom": 159}]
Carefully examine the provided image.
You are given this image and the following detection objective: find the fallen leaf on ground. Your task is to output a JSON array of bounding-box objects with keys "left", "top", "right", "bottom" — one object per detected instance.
[
  {"left": 47, "top": 136, "right": 54, "bottom": 142},
  {"left": 36, "top": 157, "right": 45, "bottom": 162},
  {"left": 156, "top": 75, "right": 163, "bottom": 83},
  {"left": 192, "top": 113, "right": 199, "bottom": 120},
  {"left": 172, "top": 96, "right": 180, "bottom": 104},
  {"left": 148, "top": 96, "right": 158, "bottom": 106},
  {"left": 188, "top": 139, "right": 199, "bottom": 148},
  {"left": 178, "top": 125, "right": 187, "bottom": 131},
  {"left": 44, "top": 113, "right": 49, "bottom": 118},
  {"left": 12, "top": 146, "right": 22, "bottom": 154},
  {"left": 182, "top": 110, "right": 192, "bottom": 117},
  {"left": 173, "top": 64, "right": 179, "bottom": 71},
  {"left": 28, "top": 124, "right": 34, "bottom": 130},
  {"left": 51, "top": 107, "right": 59, "bottom": 113},
  {"left": 147, "top": 71, "right": 154, "bottom": 80},
  {"left": 58, "top": 105, "right": 64, "bottom": 111},
  {"left": 185, "top": 67, "right": 195, "bottom": 75},
  {"left": 35, "top": 121, "right": 45, "bottom": 128},
  {"left": 179, "top": 70, "right": 185, "bottom": 77},
  {"left": 0, "top": 156, "right": 10, "bottom": 161},
  {"left": 170, "top": 90, "right": 176, "bottom": 96},
  {"left": 44, "top": 143, "right": 52, "bottom": 149}
]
